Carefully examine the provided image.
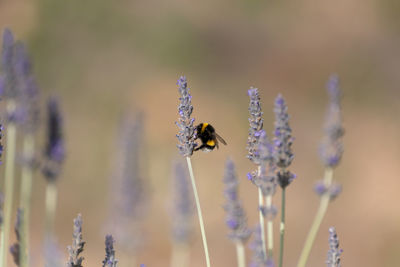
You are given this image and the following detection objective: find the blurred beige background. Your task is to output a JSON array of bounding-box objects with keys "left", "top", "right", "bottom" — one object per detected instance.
[{"left": 1, "top": 0, "right": 400, "bottom": 266}]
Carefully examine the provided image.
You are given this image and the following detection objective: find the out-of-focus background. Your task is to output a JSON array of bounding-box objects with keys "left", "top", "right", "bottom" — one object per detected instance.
[{"left": 1, "top": 0, "right": 400, "bottom": 266}]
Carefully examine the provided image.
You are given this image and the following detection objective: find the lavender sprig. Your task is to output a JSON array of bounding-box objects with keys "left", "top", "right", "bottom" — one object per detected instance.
[
  {"left": 249, "top": 225, "right": 274, "bottom": 267},
  {"left": 67, "top": 214, "right": 85, "bottom": 267},
  {"left": 273, "top": 94, "right": 295, "bottom": 189},
  {"left": 102, "top": 235, "right": 118, "bottom": 267},
  {"left": 247, "top": 87, "right": 264, "bottom": 163},
  {"left": 223, "top": 159, "right": 251, "bottom": 243},
  {"left": 320, "top": 75, "right": 344, "bottom": 168},
  {"left": 326, "top": 227, "right": 342, "bottom": 267},
  {"left": 1, "top": 28, "right": 18, "bottom": 100},
  {"left": 10, "top": 209, "right": 23, "bottom": 266},
  {"left": 176, "top": 76, "right": 196, "bottom": 157},
  {"left": 42, "top": 97, "right": 65, "bottom": 182}
]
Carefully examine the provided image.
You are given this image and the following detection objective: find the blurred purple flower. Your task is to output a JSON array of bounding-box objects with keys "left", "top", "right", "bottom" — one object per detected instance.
[
  {"left": 171, "top": 161, "right": 194, "bottom": 243},
  {"left": 44, "top": 236, "right": 63, "bottom": 267},
  {"left": 42, "top": 97, "right": 65, "bottom": 182},
  {"left": 1, "top": 28, "right": 18, "bottom": 100},
  {"left": 102, "top": 235, "right": 118, "bottom": 267},
  {"left": 107, "top": 113, "right": 147, "bottom": 252},
  {"left": 273, "top": 94, "right": 295, "bottom": 189},
  {"left": 67, "top": 214, "right": 85, "bottom": 267},
  {"left": 320, "top": 75, "right": 344, "bottom": 168},
  {"left": 176, "top": 76, "right": 196, "bottom": 157},
  {"left": 314, "top": 181, "right": 342, "bottom": 200},
  {"left": 247, "top": 87, "right": 264, "bottom": 163},
  {"left": 249, "top": 225, "right": 274, "bottom": 267},
  {"left": 326, "top": 227, "right": 342, "bottom": 267},
  {"left": 10, "top": 208, "right": 23, "bottom": 266},
  {"left": 223, "top": 159, "right": 251, "bottom": 243}
]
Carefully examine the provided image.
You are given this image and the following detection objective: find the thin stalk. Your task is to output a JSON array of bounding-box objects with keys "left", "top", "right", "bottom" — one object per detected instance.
[
  {"left": 1, "top": 101, "right": 17, "bottom": 267},
  {"left": 185, "top": 157, "right": 211, "bottom": 267},
  {"left": 45, "top": 182, "right": 58, "bottom": 237},
  {"left": 265, "top": 195, "right": 274, "bottom": 258},
  {"left": 170, "top": 242, "right": 189, "bottom": 267},
  {"left": 19, "top": 134, "right": 35, "bottom": 267},
  {"left": 235, "top": 241, "right": 245, "bottom": 267},
  {"left": 278, "top": 188, "right": 286, "bottom": 267},
  {"left": 297, "top": 168, "right": 333, "bottom": 267},
  {"left": 257, "top": 166, "right": 267, "bottom": 261}
]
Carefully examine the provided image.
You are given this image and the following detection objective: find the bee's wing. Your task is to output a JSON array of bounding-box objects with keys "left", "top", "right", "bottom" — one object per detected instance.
[{"left": 215, "top": 133, "right": 227, "bottom": 145}]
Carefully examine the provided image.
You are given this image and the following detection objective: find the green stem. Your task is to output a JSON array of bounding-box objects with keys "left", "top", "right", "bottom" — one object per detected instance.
[
  {"left": 297, "top": 168, "right": 333, "bottom": 267},
  {"left": 235, "top": 241, "right": 246, "bottom": 267},
  {"left": 265, "top": 195, "right": 274, "bottom": 258},
  {"left": 170, "top": 242, "right": 189, "bottom": 267},
  {"left": 19, "top": 134, "right": 35, "bottom": 267},
  {"left": 278, "top": 188, "right": 286, "bottom": 267},
  {"left": 45, "top": 182, "right": 58, "bottom": 238},
  {"left": 0, "top": 107, "right": 17, "bottom": 267},
  {"left": 186, "top": 157, "right": 211, "bottom": 267},
  {"left": 258, "top": 187, "right": 267, "bottom": 260}
]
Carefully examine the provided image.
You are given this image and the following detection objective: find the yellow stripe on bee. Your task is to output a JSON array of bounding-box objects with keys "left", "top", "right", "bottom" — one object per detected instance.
[
  {"left": 206, "top": 139, "right": 215, "bottom": 146},
  {"left": 201, "top": 123, "right": 209, "bottom": 133}
]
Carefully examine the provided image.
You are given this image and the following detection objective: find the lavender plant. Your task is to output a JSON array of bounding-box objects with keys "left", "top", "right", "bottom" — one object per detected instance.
[
  {"left": 44, "top": 237, "right": 63, "bottom": 267},
  {"left": 10, "top": 209, "right": 23, "bottom": 266},
  {"left": 249, "top": 225, "right": 274, "bottom": 267},
  {"left": 297, "top": 75, "right": 344, "bottom": 267},
  {"left": 224, "top": 159, "right": 252, "bottom": 267},
  {"left": 14, "top": 41, "right": 40, "bottom": 267},
  {"left": 42, "top": 97, "right": 65, "bottom": 238},
  {"left": 67, "top": 214, "right": 85, "bottom": 267},
  {"left": 0, "top": 28, "right": 19, "bottom": 267},
  {"left": 175, "top": 76, "right": 210, "bottom": 267},
  {"left": 246, "top": 87, "right": 268, "bottom": 260},
  {"left": 326, "top": 227, "right": 342, "bottom": 267},
  {"left": 170, "top": 161, "right": 194, "bottom": 267},
  {"left": 102, "top": 235, "right": 118, "bottom": 267},
  {"left": 107, "top": 113, "right": 147, "bottom": 266},
  {"left": 273, "top": 94, "right": 295, "bottom": 267}
]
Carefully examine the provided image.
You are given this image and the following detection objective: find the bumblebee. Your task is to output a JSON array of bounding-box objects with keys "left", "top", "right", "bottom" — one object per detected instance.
[{"left": 194, "top": 123, "right": 227, "bottom": 152}]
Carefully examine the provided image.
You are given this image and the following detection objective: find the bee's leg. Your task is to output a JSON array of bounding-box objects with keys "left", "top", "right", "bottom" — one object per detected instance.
[{"left": 194, "top": 144, "right": 205, "bottom": 151}]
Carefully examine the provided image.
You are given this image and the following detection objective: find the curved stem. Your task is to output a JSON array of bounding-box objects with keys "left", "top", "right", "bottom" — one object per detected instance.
[
  {"left": 186, "top": 157, "right": 211, "bottom": 267},
  {"left": 235, "top": 241, "right": 246, "bottom": 267},
  {"left": 265, "top": 195, "right": 274, "bottom": 258},
  {"left": 297, "top": 168, "right": 333, "bottom": 267},
  {"left": 19, "top": 134, "right": 35, "bottom": 267},
  {"left": 0, "top": 111, "right": 17, "bottom": 267},
  {"left": 278, "top": 188, "right": 286, "bottom": 267}
]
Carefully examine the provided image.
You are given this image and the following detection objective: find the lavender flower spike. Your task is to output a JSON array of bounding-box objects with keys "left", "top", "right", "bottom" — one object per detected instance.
[
  {"left": 176, "top": 76, "right": 196, "bottom": 157},
  {"left": 67, "top": 214, "right": 85, "bottom": 267},
  {"left": 223, "top": 159, "right": 251, "bottom": 243},
  {"left": 42, "top": 97, "right": 65, "bottom": 182},
  {"left": 247, "top": 87, "right": 264, "bottom": 163},
  {"left": 273, "top": 94, "right": 295, "bottom": 189},
  {"left": 249, "top": 225, "right": 274, "bottom": 267},
  {"left": 1, "top": 28, "right": 18, "bottom": 99},
  {"left": 320, "top": 75, "right": 344, "bottom": 168},
  {"left": 326, "top": 227, "right": 342, "bottom": 267},
  {"left": 171, "top": 162, "right": 193, "bottom": 243},
  {"left": 102, "top": 235, "right": 118, "bottom": 267},
  {"left": 10, "top": 209, "right": 23, "bottom": 266}
]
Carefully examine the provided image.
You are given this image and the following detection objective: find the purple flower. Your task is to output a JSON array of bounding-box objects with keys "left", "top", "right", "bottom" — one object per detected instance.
[
  {"left": 107, "top": 114, "right": 147, "bottom": 252},
  {"left": 171, "top": 161, "right": 194, "bottom": 243},
  {"left": 44, "top": 236, "right": 63, "bottom": 267},
  {"left": 273, "top": 94, "right": 295, "bottom": 188},
  {"left": 249, "top": 225, "right": 274, "bottom": 267},
  {"left": 176, "top": 76, "right": 196, "bottom": 157},
  {"left": 314, "top": 181, "right": 342, "bottom": 200},
  {"left": 42, "top": 97, "right": 65, "bottom": 182},
  {"left": 223, "top": 159, "right": 251, "bottom": 243},
  {"left": 326, "top": 227, "right": 342, "bottom": 267},
  {"left": 13, "top": 42, "right": 40, "bottom": 133},
  {"left": 320, "top": 75, "right": 344, "bottom": 168},
  {"left": 67, "top": 214, "right": 85, "bottom": 267},
  {"left": 102, "top": 235, "right": 118, "bottom": 267},
  {"left": 10, "top": 208, "right": 23, "bottom": 266},
  {"left": 247, "top": 87, "right": 264, "bottom": 163}
]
